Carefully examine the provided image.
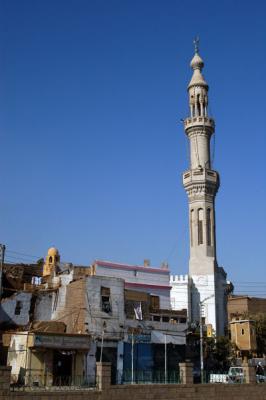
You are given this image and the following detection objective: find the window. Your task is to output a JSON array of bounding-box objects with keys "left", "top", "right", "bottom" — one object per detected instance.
[
  {"left": 101, "top": 287, "right": 111, "bottom": 314},
  {"left": 170, "top": 317, "right": 178, "bottom": 324},
  {"left": 150, "top": 295, "right": 160, "bottom": 310},
  {"left": 198, "top": 208, "right": 204, "bottom": 245},
  {"left": 206, "top": 208, "right": 211, "bottom": 246},
  {"left": 153, "top": 315, "right": 161, "bottom": 322},
  {"left": 15, "top": 301, "right": 22, "bottom": 315},
  {"left": 162, "top": 316, "right": 170, "bottom": 323},
  {"left": 190, "top": 209, "right": 194, "bottom": 246},
  {"left": 241, "top": 329, "right": 245, "bottom": 335},
  {"left": 49, "top": 256, "right": 53, "bottom": 263}
]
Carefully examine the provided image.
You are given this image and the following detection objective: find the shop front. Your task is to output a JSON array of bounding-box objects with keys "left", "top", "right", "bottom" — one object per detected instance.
[{"left": 4, "top": 331, "right": 91, "bottom": 387}]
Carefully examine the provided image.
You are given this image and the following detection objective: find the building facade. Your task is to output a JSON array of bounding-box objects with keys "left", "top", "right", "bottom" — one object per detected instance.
[{"left": 2, "top": 248, "right": 187, "bottom": 385}]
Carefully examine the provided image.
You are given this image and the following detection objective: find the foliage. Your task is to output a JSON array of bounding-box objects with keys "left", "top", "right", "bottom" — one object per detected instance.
[
  {"left": 36, "top": 258, "right": 44, "bottom": 265},
  {"left": 204, "top": 336, "right": 233, "bottom": 372},
  {"left": 249, "top": 313, "right": 266, "bottom": 357}
]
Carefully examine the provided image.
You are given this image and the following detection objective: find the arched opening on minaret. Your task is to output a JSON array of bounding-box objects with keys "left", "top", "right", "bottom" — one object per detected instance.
[
  {"left": 196, "top": 94, "right": 201, "bottom": 116},
  {"left": 190, "top": 209, "right": 194, "bottom": 246},
  {"left": 206, "top": 208, "right": 212, "bottom": 246},
  {"left": 198, "top": 208, "right": 204, "bottom": 245}
]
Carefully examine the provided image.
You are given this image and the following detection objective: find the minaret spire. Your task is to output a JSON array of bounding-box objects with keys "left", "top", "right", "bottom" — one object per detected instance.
[
  {"left": 181, "top": 43, "right": 226, "bottom": 336},
  {"left": 193, "top": 36, "right": 200, "bottom": 54}
]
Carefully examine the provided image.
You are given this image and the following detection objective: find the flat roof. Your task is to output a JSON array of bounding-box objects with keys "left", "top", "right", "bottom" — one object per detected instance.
[{"left": 94, "top": 260, "right": 169, "bottom": 275}]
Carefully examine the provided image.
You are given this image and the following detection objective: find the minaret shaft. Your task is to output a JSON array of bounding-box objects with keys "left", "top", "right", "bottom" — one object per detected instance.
[
  {"left": 183, "top": 51, "right": 219, "bottom": 276},
  {"left": 180, "top": 44, "right": 227, "bottom": 336}
]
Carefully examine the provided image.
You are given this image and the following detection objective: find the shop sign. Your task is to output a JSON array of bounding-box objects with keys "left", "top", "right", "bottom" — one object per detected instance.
[
  {"left": 33, "top": 334, "right": 90, "bottom": 349},
  {"left": 127, "top": 334, "right": 151, "bottom": 343}
]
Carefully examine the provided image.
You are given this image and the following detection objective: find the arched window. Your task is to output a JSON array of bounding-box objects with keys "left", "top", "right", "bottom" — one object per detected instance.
[
  {"left": 198, "top": 208, "right": 204, "bottom": 245},
  {"left": 196, "top": 94, "right": 201, "bottom": 116},
  {"left": 206, "top": 208, "right": 212, "bottom": 246},
  {"left": 190, "top": 209, "right": 194, "bottom": 246},
  {"left": 49, "top": 256, "right": 53, "bottom": 263}
]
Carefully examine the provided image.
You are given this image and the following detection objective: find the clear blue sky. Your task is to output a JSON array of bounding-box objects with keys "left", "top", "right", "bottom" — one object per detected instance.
[{"left": 1, "top": 0, "right": 265, "bottom": 296}]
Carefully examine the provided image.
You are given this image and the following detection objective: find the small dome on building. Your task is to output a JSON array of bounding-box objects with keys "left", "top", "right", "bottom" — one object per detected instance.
[
  {"left": 188, "top": 52, "right": 208, "bottom": 89},
  {"left": 48, "top": 247, "right": 59, "bottom": 257},
  {"left": 190, "top": 53, "right": 204, "bottom": 70}
]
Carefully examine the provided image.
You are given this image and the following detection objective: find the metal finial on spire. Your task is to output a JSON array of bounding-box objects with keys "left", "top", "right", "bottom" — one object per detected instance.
[{"left": 193, "top": 36, "right": 200, "bottom": 54}]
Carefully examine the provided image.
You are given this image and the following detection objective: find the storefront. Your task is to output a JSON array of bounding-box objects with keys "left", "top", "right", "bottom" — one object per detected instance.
[{"left": 3, "top": 331, "right": 91, "bottom": 386}]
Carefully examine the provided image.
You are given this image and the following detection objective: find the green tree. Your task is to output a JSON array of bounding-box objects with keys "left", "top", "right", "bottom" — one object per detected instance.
[
  {"left": 250, "top": 313, "right": 266, "bottom": 357},
  {"left": 205, "top": 336, "right": 233, "bottom": 372}
]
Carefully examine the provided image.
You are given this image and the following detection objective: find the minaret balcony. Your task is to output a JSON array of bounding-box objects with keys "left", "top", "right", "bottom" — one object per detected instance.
[
  {"left": 183, "top": 168, "right": 219, "bottom": 187},
  {"left": 184, "top": 116, "right": 215, "bottom": 130}
]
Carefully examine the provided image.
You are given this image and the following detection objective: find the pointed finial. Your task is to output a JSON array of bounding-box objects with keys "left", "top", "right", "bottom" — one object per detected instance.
[{"left": 193, "top": 36, "right": 200, "bottom": 54}]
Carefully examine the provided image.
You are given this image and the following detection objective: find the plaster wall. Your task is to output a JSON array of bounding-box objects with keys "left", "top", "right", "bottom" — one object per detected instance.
[
  {"left": 0, "top": 292, "right": 32, "bottom": 326},
  {"left": 6, "top": 333, "right": 28, "bottom": 377},
  {"left": 170, "top": 275, "right": 189, "bottom": 313},
  {"left": 85, "top": 275, "right": 125, "bottom": 339},
  {"left": 34, "top": 292, "right": 54, "bottom": 320}
]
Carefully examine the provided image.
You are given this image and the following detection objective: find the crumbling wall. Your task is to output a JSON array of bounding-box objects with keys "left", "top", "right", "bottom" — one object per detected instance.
[
  {"left": 0, "top": 292, "right": 32, "bottom": 327},
  {"left": 59, "top": 279, "right": 86, "bottom": 333}
]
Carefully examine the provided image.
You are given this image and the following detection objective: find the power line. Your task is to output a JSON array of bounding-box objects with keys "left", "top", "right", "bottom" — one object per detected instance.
[{"left": 6, "top": 249, "right": 42, "bottom": 259}]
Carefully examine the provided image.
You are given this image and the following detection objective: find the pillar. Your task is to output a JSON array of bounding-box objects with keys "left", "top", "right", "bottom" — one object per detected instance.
[
  {"left": 96, "top": 362, "right": 111, "bottom": 390},
  {"left": 179, "top": 362, "right": 193, "bottom": 384},
  {"left": 242, "top": 362, "right": 256, "bottom": 384}
]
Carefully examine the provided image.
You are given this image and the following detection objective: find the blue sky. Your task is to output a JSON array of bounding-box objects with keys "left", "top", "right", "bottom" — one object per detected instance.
[{"left": 0, "top": 0, "right": 265, "bottom": 296}]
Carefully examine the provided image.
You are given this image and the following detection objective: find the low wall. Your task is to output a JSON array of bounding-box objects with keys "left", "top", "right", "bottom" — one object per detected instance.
[{"left": 1, "top": 365, "right": 266, "bottom": 400}]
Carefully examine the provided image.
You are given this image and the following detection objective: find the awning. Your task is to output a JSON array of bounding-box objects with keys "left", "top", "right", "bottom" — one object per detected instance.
[{"left": 151, "top": 331, "right": 186, "bottom": 345}]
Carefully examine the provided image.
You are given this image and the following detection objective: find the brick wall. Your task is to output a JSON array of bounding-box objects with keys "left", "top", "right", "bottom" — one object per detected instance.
[{"left": 1, "top": 365, "right": 266, "bottom": 400}]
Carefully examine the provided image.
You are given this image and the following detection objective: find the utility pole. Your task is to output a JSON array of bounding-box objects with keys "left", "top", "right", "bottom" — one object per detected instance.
[
  {"left": 164, "top": 334, "right": 167, "bottom": 384},
  {"left": 131, "top": 331, "right": 134, "bottom": 384},
  {"left": 0, "top": 244, "right": 6, "bottom": 298}
]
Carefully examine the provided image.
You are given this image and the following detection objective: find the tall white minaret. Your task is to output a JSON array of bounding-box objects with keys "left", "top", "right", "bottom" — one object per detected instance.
[{"left": 183, "top": 39, "right": 227, "bottom": 336}]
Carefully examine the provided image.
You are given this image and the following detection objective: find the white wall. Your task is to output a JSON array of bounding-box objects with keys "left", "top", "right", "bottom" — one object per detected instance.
[
  {"left": 170, "top": 275, "right": 189, "bottom": 314},
  {"left": 94, "top": 263, "right": 171, "bottom": 310}
]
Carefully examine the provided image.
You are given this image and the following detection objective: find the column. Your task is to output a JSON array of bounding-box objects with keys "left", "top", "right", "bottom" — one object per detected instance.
[
  {"left": 96, "top": 362, "right": 111, "bottom": 391},
  {"left": 179, "top": 362, "right": 194, "bottom": 384}
]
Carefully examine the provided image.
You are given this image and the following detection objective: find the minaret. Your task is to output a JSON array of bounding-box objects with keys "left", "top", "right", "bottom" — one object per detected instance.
[{"left": 183, "top": 39, "right": 226, "bottom": 335}]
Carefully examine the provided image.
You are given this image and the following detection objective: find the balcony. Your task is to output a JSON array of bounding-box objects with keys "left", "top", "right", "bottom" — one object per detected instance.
[
  {"left": 184, "top": 116, "right": 215, "bottom": 130},
  {"left": 183, "top": 169, "right": 219, "bottom": 187}
]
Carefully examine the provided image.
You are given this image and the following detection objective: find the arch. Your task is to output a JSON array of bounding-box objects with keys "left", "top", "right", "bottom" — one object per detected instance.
[
  {"left": 206, "top": 208, "right": 212, "bottom": 246},
  {"left": 196, "top": 94, "right": 201, "bottom": 116},
  {"left": 190, "top": 209, "right": 194, "bottom": 246},
  {"left": 198, "top": 208, "right": 204, "bottom": 245},
  {"left": 49, "top": 256, "right": 53, "bottom": 263}
]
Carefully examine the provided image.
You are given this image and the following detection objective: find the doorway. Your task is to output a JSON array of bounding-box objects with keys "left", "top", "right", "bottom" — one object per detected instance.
[{"left": 53, "top": 350, "right": 73, "bottom": 385}]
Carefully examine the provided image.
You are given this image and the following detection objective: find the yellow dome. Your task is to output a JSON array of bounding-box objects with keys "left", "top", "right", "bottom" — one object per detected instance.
[{"left": 47, "top": 247, "right": 59, "bottom": 257}]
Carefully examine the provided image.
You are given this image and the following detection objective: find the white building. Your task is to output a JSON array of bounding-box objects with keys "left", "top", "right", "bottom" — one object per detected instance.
[
  {"left": 171, "top": 42, "right": 228, "bottom": 336},
  {"left": 92, "top": 259, "right": 171, "bottom": 309}
]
